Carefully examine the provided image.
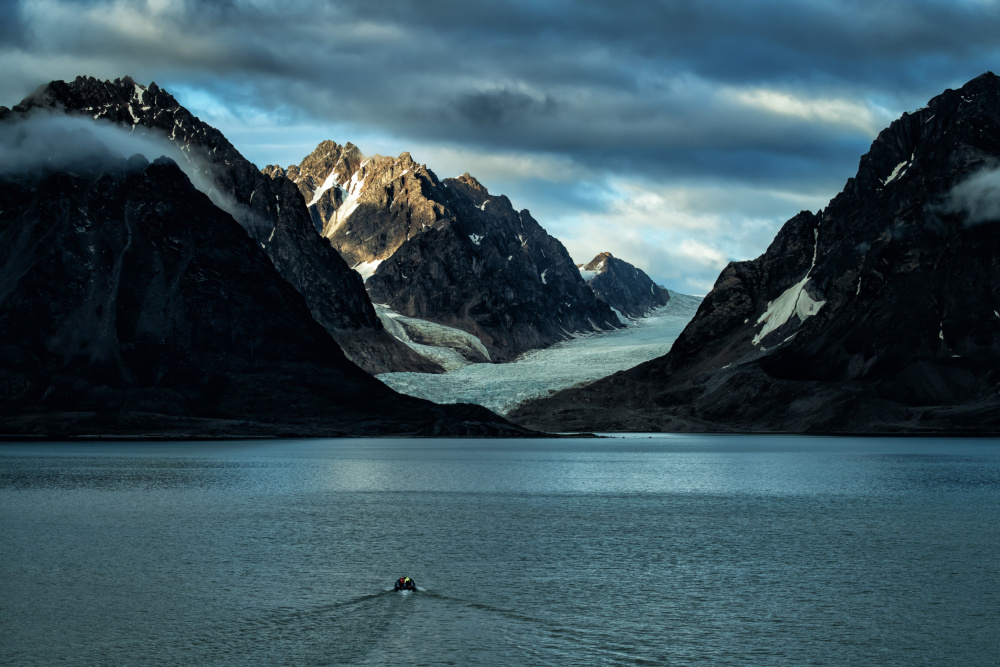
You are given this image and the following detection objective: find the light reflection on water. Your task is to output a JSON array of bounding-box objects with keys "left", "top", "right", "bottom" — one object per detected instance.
[{"left": 2, "top": 436, "right": 999, "bottom": 665}]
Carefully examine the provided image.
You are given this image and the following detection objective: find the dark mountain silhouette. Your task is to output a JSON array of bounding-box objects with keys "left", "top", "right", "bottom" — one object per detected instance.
[
  {"left": 511, "top": 72, "right": 1000, "bottom": 435},
  {"left": 10, "top": 76, "right": 438, "bottom": 374}
]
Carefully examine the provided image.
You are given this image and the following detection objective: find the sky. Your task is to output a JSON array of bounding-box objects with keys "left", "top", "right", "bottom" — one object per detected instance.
[{"left": 2, "top": 0, "right": 999, "bottom": 294}]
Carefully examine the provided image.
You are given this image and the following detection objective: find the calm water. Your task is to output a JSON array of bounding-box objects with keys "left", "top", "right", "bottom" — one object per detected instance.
[{"left": 2, "top": 436, "right": 999, "bottom": 665}]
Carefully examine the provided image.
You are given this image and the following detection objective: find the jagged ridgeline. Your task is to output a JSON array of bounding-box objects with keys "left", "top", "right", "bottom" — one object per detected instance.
[
  {"left": 0, "top": 143, "right": 526, "bottom": 437},
  {"left": 266, "top": 143, "right": 624, "bottom": 362},
  {"left": 9, "top": 76, "right": 439, "bottom": 375},
  {"left": 578, "top": 252, "right": 671, "bottom": 319},
  {"left": 511, "top": 72, "right": 1000, "bottom": 435}
]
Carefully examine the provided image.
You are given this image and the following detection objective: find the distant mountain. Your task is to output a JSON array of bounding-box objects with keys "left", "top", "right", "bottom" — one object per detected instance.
[
  {"left": 267, "top": 143, "right": 623, "bottom": 362},
  {"left": 0, "top": 146, "right": 527, "bottom": 438},
  {"left": 10, "top": 76, "right": 438, "bottom": 375},
  {"left": 578, "top": 252, "right": 670, "bottom": 318},
  {"left": 511, "top": 72, "right": 1000, "bottom": 435}
]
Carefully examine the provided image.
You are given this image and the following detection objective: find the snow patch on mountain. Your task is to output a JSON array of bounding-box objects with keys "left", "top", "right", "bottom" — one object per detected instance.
[
  {"left": 308, "top": 169, "right": 339, "bottom": 206},
  {"left": 884, "top": 160, "right": 909, "bottom": 185},
  {"left": 353, "top": 259, "right": 382, "bottom": 281},
  {"left": 325, "top": 169, "right": 367, "bottom": 232},
  {"left": 752, "top": 228, "right": 826, "bottom": 346}
]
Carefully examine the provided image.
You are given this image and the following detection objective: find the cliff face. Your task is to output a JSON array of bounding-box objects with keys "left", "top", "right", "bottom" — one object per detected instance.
[
  {"left": 273, "top": 143, "right": 623, "bottom": 361},
  {"left": 511, "top": 72, "right": 1000, "bottom": 435},
  {"left": 579, "top": 252, "right": 671, "bottom": 318},
  {"left": 13, "top": 76, "right": 439, "bottom": 374},
  {"left": 0, "top": 148, "right": 526, "bottom": 438}
]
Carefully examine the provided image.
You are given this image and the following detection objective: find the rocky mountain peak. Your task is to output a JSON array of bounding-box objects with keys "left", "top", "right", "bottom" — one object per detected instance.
[
  {"left": 454, "top": 172, "right": 487, "bottom": 192},
  {"left": 582, "top": 252, "right": 615, "bottom": 271},
  {"left": 17, "top": 76, "right": 241, "bottom": 162},
  {"left": 274, "top": 146, "right": 452, "bottom": 266},
  {"left": 578, "top": 252, "right": 670, "bottom": 319}
]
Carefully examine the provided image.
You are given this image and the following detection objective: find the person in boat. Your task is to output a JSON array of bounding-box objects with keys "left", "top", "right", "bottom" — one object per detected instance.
[{"left": 395, "top": 576, "right": 416, "bottom": 591}]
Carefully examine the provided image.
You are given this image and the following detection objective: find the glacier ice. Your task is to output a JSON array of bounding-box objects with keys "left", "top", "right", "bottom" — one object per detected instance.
[{"left": 377, "top": 292, "right": 701, "bottom": 415}]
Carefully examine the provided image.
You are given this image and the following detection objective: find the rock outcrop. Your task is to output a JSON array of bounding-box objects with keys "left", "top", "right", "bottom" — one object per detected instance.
[
  {"left": 12, "top": 76, "right": 438, "bottom": 374},
  {"left": 579, "top": 252, "right": 670, "bottom": 318},
  {"left": 271, "top": 143, "right": 623, "bottom": 361},
  {"left": 0, "top": 143, "right": 528, "bottom": 438},
  {"left": 511, "top": 72, "right": 1000, "bottom": 435}
]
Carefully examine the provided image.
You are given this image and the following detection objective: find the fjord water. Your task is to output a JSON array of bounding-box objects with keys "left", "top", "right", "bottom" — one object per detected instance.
[{"left": 2, "top": 437, "right": 998, "bottom": 665}]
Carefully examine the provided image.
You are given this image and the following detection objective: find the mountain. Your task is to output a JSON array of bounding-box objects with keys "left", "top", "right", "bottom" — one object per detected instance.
[
  {"left": 267, "top": 143, "right": 623, "bottom": 362},
  {"left": 10, "top": 76, "right": 438, "bottom": 375},
  {"left": 511, "top": 72, "right": 1000, "bottom": 435},
  {"left": 0, "top": 142, "right": 527, "bottom": 438},
  {"left": 578, "top": 252, "right": 671, "bottom": 318}
]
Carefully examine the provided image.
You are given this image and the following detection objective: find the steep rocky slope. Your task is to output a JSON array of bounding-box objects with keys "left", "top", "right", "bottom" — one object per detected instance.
[
  {"left": 579, "top": 252, "right": 671, "bottom": 318},
  {"left": 9, "top": 76, "right": 437, "bottom": 374},
  {"left": 511, "top": 72, "right": 1000, "bottom": 435},
  {"left": 0, "top": 143, "right": 526, "bottom": 438},
  {"left": 269, "top": 143, "right": 623, "bottom": 361}
]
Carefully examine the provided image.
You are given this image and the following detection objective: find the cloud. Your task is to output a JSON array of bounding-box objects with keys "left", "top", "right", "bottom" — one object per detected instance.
[
  {"left": 455, "top": 87, "right": 557, "bottom": 127},
  {"left": 0, "top": 1, "right": 27, "bottom": 47},
  {"left": 0, "top": 111, "right": 251, "bottom": 224},
  {"left": 547, "top": 178, "right": 803, "bottom": 294},
  {"left": 725, "top": 87, "right": 891, "bottom": 135},
  {"left": 942, "top": 162, "right": 1000, "bottom": 225},
  {"left": 0, "top": 111, "right": 175, "bottom": 173}
]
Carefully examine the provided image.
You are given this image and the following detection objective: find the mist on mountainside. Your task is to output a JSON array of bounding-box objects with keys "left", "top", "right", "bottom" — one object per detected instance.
[
  {"left": 944, "top": 162, "right": 1000, "bottom": 225},
  {"left": 0, "top": 111, "right": 250, "bottom": 224}
]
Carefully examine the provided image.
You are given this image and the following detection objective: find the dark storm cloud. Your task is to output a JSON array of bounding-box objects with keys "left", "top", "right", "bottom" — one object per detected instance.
[
  {"left": 455, "top": 88, "right": 558, "bottom": 127},
  {"left": 6, "top": 0, "right": 998, "bottom": 182},
  {"left": 3, "top": 0, "right": 999, "bottom": 292}
]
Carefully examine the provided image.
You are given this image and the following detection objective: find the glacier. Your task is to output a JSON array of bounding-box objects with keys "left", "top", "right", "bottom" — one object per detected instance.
[{"left": 377, "top": 292, "right": 701, "bottom": 415}]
